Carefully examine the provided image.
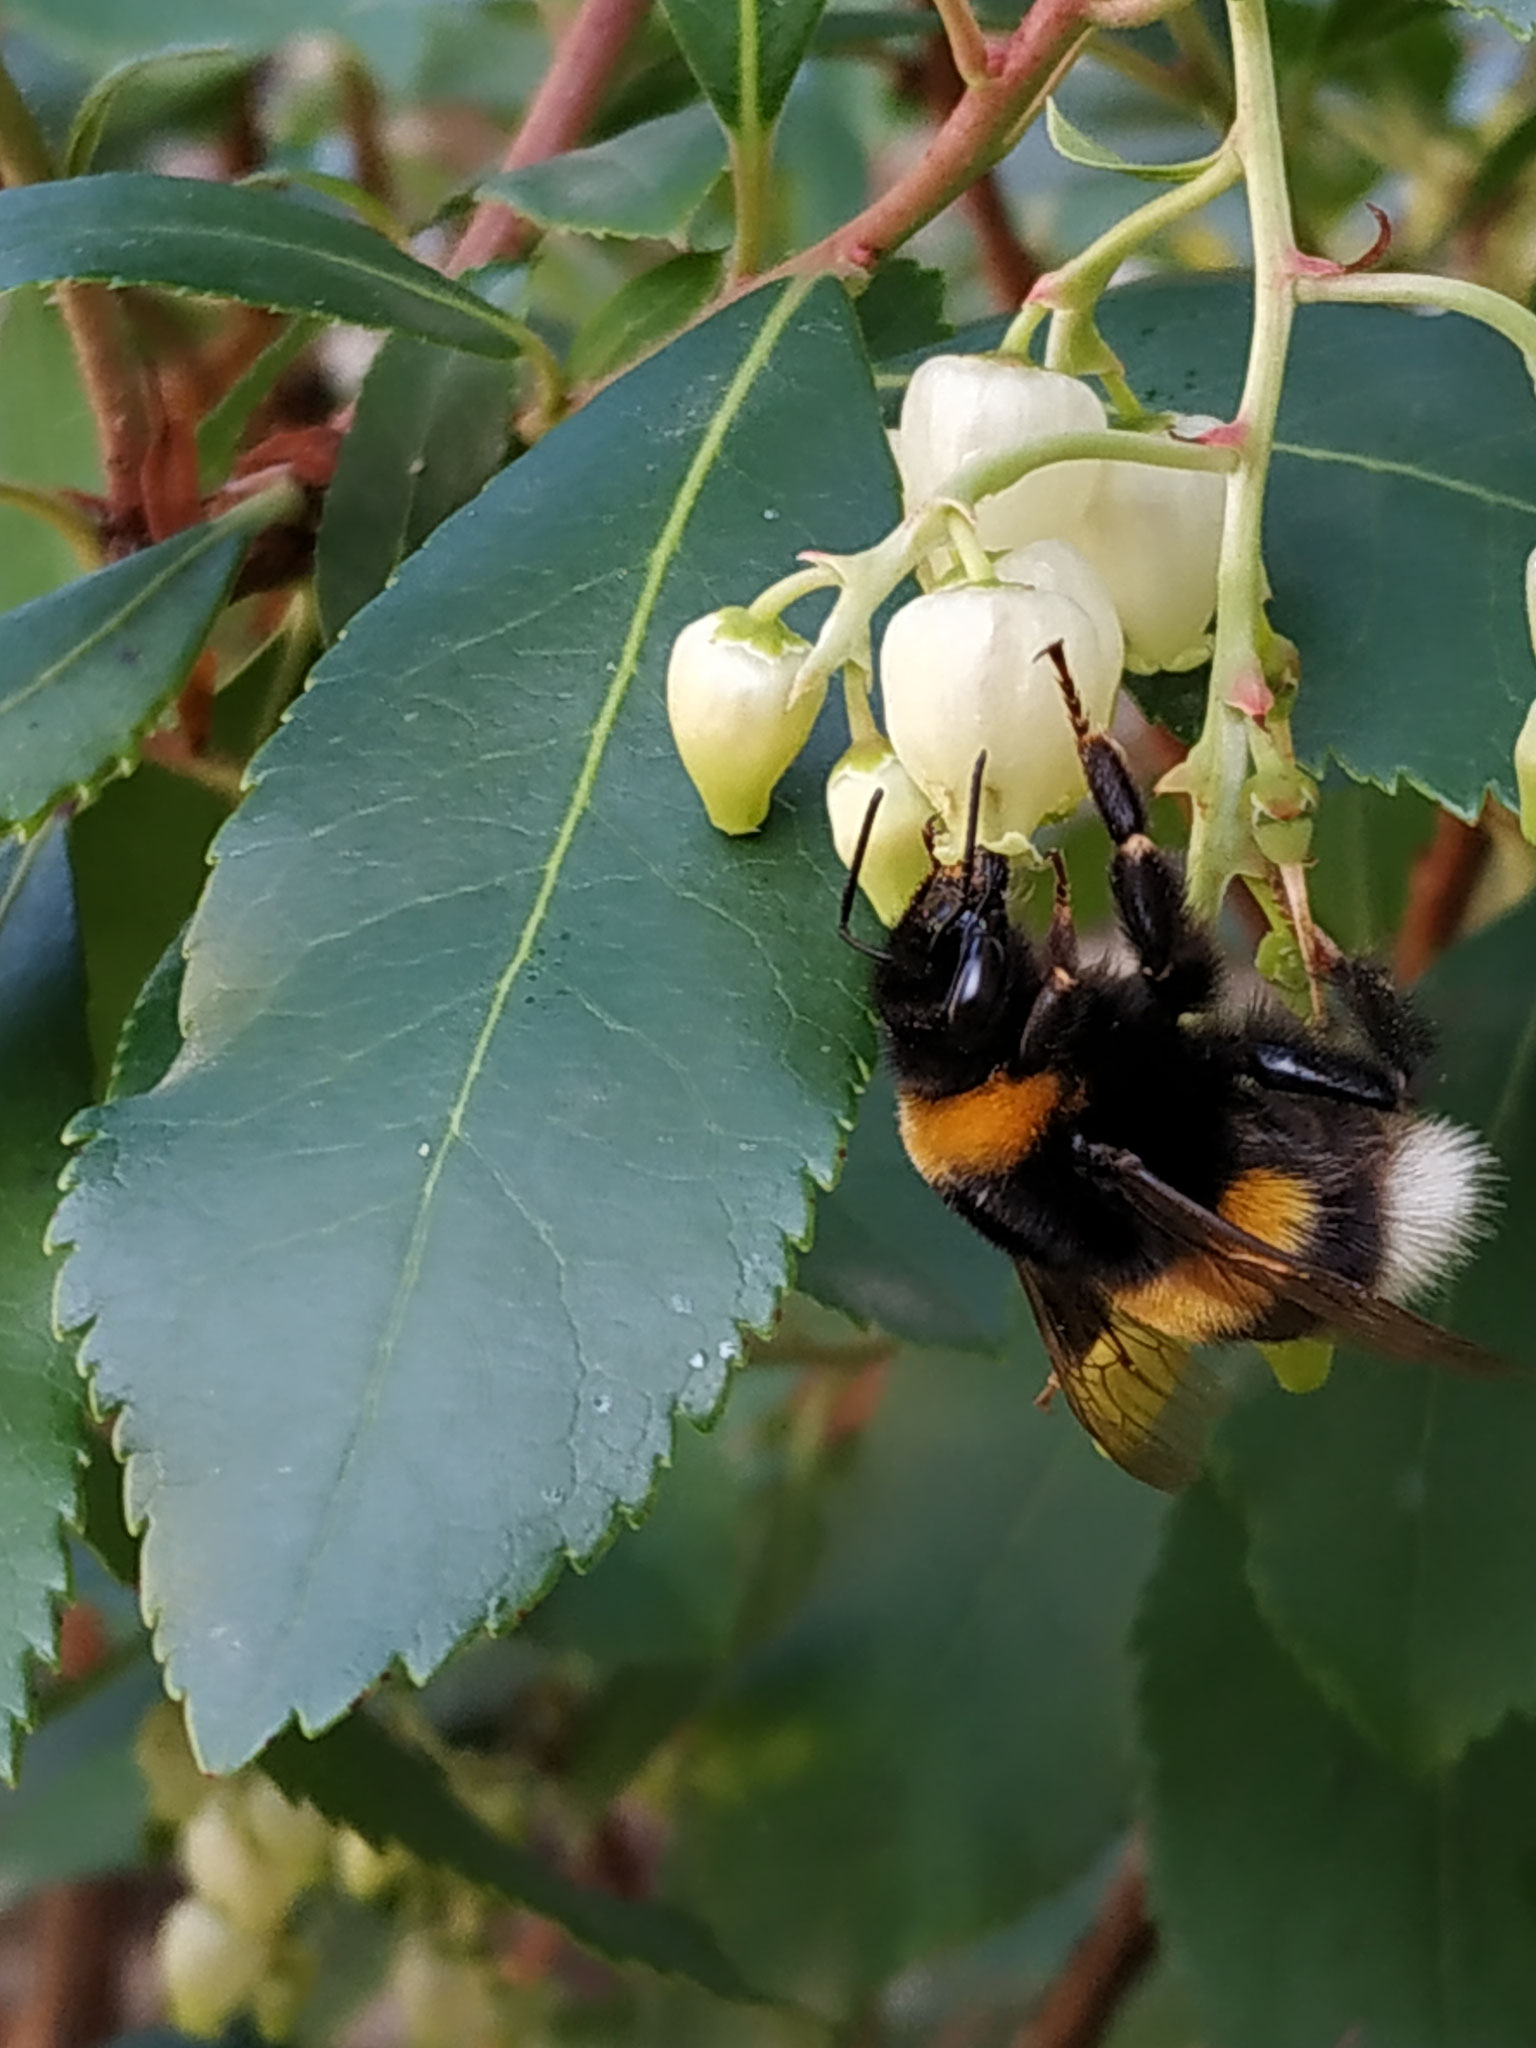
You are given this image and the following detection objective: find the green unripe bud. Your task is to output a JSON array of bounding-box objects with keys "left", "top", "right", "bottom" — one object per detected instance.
[
  {"left": 826, "top": 741, "right": 933, "bottom": 926},
  {"left": 136, "top": 1701, "right": 209, "bottom": 1829},
  {"left": 158, "top": 1896, "right": 268, "bottom": 2038},
  {"left": 667, "top": 608, "right": 822, "bottom": 834},
  {"left": 238, "top": 1778, "right": 329, "bottom": 1898},
  {"left": 181, "top": 1793, "right": 295, "bottom": 1936},
  {"left": 1518, "top": 698, "right": 1536, "bottom": 844},
  {"left": 896, "top": 354, "right": 1105, "bottom": 550}
]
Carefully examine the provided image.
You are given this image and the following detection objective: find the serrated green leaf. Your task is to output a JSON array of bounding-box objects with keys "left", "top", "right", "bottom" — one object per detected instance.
[
  {"left": 1211, "top": 895, "right": 1536, "bottom": 1772},
  {"left": 1098, "top": 275, "right": 1536, "bottom": 817},
  {"left": 263, "top": 1713, "right": 765, "bottom": 2001},
  {"left": 1044, "top": 98, "right": 1227, "bottom": 181},
  {"left": 1443, "top": 0, "right": 1535, "bottom": 37},
  {"left": 478, "top": 104, "right": 728, "bottom": 244},
  {"left": 665, "top": 1341, "right": 1165, "bottom": 2014},
  {"left": 798, "top": 1075, "right": 1015, "bottom": 1352},
  {"left": 315, "top": 334, "right": 512, "bottom": 640},
  {"left": 0, "top": 175, "right": 525, "bottom": 358},
  {"left": 568, "top": 250, "right": 725, "bottom": 384},
  {"left": 0, "top": 520, "right": 247, "bottom": 835},
  {"left": 0, "top": 289, "right": 102, "bottom": 612},
  {"left": 64, "top": 45, "right": 247, "bottom": 175},
  {"left": 52, "top": 278, "right": 893, "bottom": 1773},
  {"left": 0, "top": 830, "right": 92, "bottom": 1779},
  {"left": 1305, "top": 772, "right": 1437, "bottom": 954},
  {"left": 850, "top": 259, "right": 950, "bottom": 363},
  {"left": 1137, "top": 1486, "right": 1536, "bottom": 2047},
  {"left": 660, "top": 0, "right": 830, "bottom": 133}
]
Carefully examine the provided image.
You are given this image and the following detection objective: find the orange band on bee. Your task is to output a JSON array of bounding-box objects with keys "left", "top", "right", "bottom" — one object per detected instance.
[
  {"left": 1111, "top": 1167, "right": 1317, "bottom": 1345},
  {"left": 898, "top": 1070, "right": 1066, "bottom": 1182}
]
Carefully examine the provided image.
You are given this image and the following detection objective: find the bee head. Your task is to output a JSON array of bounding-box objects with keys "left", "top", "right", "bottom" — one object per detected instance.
[{"left": 840, "top": 755, "right": 1039, "bottom": 1091}]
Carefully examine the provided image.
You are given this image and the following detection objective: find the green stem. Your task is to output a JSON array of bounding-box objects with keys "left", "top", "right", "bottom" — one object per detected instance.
[
  {"left": 747, "top": 564, "right": 840, "bottom": 621},
  {"left": 1000, "top": 146, "right": 1241, "bottom": 356},
  {"left": 952, "top": 426, "right": 1236, "bottom": 504},
  {"left": 1295, "top": 268, "right": 1536, "bottom": 372},
  {"left": 842, "top": 659, "right": 880, "bottom": 745},
  {"left": 728, "top": 0, "right": 773, "bottom": 281},
  {"left": 932, "top": 0, "right": 991, "bottom": 84},
  {"left": 945, "top": 506, "right": 996, "bottom": 583},
  {"left": 1183, "top": 0, "right": 1297, "bottom": 919}
]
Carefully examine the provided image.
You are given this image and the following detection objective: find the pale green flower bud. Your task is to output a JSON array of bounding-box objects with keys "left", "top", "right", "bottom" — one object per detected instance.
[
  {"left": 237, "top": 1777, "right": 329, "bottom": 1898},
  {"left": 158, "top": 1896, "right": 268, "bottom": 2038},
  {"left": 667, "top": 608, "right": 822, "bottom": 834},
  {"left": 1067, "top": 418, "right": 1226, "bottom": 673},
  {"left": 827, "top": 740, "right": 933, "bottom": 926},
  {"left": 882, "top": 582, "right": 1118, "bottom": 850},
  {"left": 1517, "top": 698, "right": 1536, "bottom": 844},
  {"left": 897, "top": 354, "right": 1105, "bottom": 551},
  {"left": 180, "top": 1793, "right": 295, "bottom": 1936},
  {"left": 995, "top": 537, "right": 1124, "bottom": 692}
]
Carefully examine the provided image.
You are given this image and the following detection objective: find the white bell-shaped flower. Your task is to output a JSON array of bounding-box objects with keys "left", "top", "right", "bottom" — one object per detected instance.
[
  {"left": 159, "top": 1897, "right": 269, "bottom": 2039},
  {"left": 826, "top": 739, "right": 934, "bottom": 926},
  {"left": 897, "top": 354, "right": 1105, "bottom": 551},
  {"left": 667, "top": 608, "right": 822, "bottom": 834},
  {"left": 881, "top": 582, "right": 1118, "bottom": 850},
  {"left": 1067, "top": 418, "right": 1226, "bottom": 673},
  {"left": 996, "top": 537, "right": 1124, "bottom": 695}
]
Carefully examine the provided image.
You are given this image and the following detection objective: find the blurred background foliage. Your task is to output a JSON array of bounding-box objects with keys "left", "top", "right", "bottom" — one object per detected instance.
[{"left": 2, "top": 0, "right": 1536, "bottom": 2044}]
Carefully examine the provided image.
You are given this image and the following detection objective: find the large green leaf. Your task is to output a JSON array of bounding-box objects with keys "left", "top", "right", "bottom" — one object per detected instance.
[
  {"left": 797, "top": 1073, "right": 1015, "bottom": 1352},
  {"left": 315, "top": 334, "right": 513, "bottom": 641},
  {"left": 660, "top": 0, "right": 830, "bottom": 132},
  {"left": 1098, "top": 274, "right": 1536, "bottom": 819},
  {"left": 478, "top": 105, "right": 728, "bottom": 244},
  {"left": 1137, "top": 1486, "right": 1536, "bottom": 2047},
  {"left": 53, "top": 278, "right": 894, "bottom": 1773},
  {"left": 1211, "top": 895, "right": 1536, "bottom": 1771},
  {"left": 0, "top": 517, "right": 248, "bottom": 835},
  {"left": 0, "top": 175, "right": 525, "bottom": 358},
  {"left": 665, "top": 1341, "right": 1165, "bottom": 2015},
  {"left": 0, "top": 830, "right": 92, "bottom": 1777},
  {"left": 0, "top": 289, "right": 102, "bottom": 613},
  {"left": 264, "top": 1713, "right": 762, "bottom": 2001},
  {"left": 568, "top": 251, "right": 726, "bottom": 385}
]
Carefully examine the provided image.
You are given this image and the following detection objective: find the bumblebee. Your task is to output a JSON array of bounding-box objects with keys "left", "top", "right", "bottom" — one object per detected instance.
[{"left": 841, "top": 647, "right": 1501, "bottom": 1489}]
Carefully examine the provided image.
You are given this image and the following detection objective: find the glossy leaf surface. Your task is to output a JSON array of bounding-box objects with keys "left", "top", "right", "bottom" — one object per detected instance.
[
  {"left": 1139, "top": 1487, "right": 1536, "bottom": 2047},
  {"left": 1101, "top": 274, "right": 1536, "bottom": 818},
  {"left": 479, "top": 105, "right": 727, "bottom": 243},
  {"left": 315, "top": 334, "right": 512, "bottom": 640},
  {"left": 0, "top": 521, "right": 246, "bottom": 835},
  {"left": 660, "top": 0, "right": 830, "bottom": 131},
  {"left": 1214, "top": 895, "right": 1536, "bottom": 1771},
  {"left": 0, "top": 833, "right": 91, "bottom": 1776},
  {"left": 0, "top": 176, "right": 523, "bottom": 358},
  {"left": 54, "top": 279, "right": 893, "bottom": 1772},
  {"left": 666, "top": 1342, "right": 1165, "bottom": 2014}
]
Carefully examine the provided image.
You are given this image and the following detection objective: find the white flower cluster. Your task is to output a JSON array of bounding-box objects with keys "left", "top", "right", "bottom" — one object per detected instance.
[{"left": 667, "top": 352, "right": 1228, "bottom": 923}]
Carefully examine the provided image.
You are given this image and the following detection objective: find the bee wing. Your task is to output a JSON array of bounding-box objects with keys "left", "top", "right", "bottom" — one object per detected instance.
[
  {"left": 1077, "top": 1140, "right": 1508, "bottom": 1377},
  {"left": 1017, "top": 1262, "right": 1232, "bottom": 1492}
]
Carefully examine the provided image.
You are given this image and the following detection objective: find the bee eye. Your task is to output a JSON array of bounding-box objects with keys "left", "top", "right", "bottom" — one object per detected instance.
[{"left": 945, "top": 928, "right": 1005, "bottom": 1032}]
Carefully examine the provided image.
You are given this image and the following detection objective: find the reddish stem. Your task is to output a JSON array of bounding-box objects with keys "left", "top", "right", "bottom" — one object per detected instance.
[
  {"left": 1011, "top": 1838, "right": 1157, "bottom": 2048},
  {"left": 449, "top": 0, "right": 653, "bottom": 275},
  {"left": 776, "top": 0, "right": 1090, "bottom": 280},
  {"left": 1394, "top": 808, "right": 1488, "bottom": 983}
]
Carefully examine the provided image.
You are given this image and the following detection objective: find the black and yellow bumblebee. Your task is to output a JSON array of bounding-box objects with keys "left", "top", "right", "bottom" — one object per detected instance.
[{"left": 841, "top": 646, "right": 1501, "bottom": 1489}]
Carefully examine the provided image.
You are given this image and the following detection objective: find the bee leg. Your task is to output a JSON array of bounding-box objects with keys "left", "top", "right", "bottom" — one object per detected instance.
[
  {"left": 1245, "top": 1037, "right": 1403, "bottom": 1111},
  {"left": 1327, "top": 956, "right": 1434, "bottom": 1092},
  {"left": 1042, "top": 642, "right": 1219, "bottom": 1013},
  {"left": 1044, "top": 849, "right": 1078, "bottom": 974}
]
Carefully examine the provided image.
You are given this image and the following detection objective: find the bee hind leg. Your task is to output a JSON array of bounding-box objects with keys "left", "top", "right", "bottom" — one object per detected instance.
[{"left": 1041, "top": 641, "right": 1219, "bottom": 1014}]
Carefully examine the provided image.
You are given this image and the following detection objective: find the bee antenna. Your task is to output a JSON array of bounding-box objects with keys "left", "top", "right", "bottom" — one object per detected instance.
[
  {"left": 963, "top": 751, "right": 988, "bottom": 887},
  {"left": 1043, "top": 640, "right": 1090, "bottom": 744},
  {"left": 838, "top": 788, "right": 892, "bottom": 962}
]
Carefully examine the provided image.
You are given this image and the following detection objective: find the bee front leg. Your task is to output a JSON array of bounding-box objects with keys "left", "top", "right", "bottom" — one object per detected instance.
[{"left": 1042, "top": 642, "right": 1219, "bottom": 1014}]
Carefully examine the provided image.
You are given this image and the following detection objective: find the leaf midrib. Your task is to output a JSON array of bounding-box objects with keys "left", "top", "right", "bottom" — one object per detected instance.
[
  {"left": 1274, "top": 439, "right": 1536, "bottom": 517},
  {"left": 283, "top": 275, "right": 817, "bottom": 1629}
]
